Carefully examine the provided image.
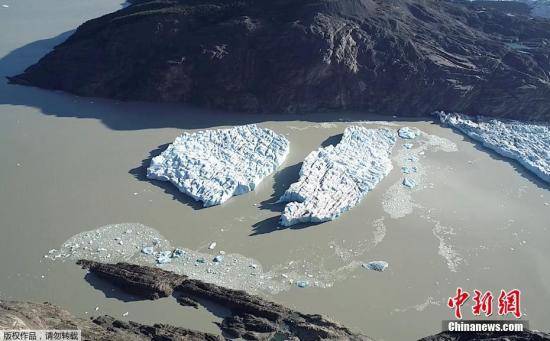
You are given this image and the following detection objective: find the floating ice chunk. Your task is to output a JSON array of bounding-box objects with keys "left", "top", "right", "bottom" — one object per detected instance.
[
  {"left": 141, "top": 246, "right": 154, "bottom": 255},
  {"left": 398, "top": 127, "right": 420, "bottom": 139},
  {"left": 401, "top": 166, "right": 417, "bottom": 174},
  {"left": 402, "top": 178, "right": 416, "bottom": 188},
  {"left": 403, "top": 143, "right": 413, "bottom": 149},
  {"left": 438, "top": 112, "right": 550, "bottom": 183},
  {"left": 171, "top": 248, "right": 185, "bottom": 258},
  {"left": 362, "top": 261, "right": 388, "bottom": 272},
  {"left": 296, "top": 280, "right": 309, "bottom": 288},
  {"left": 279, "top": 127, "right": 396, "bottom": 226},
  {"left": 147, "top": 124, "right": 290, "bottom": 207},
  {"left": 156, "top": 251, "right": 172, "bottom": 264},
  {"left": 208, "top": 242, "right": 217, "bottom": 250},
  {"left": 213, "top": 255, "right": 224, "bottom": 263}
]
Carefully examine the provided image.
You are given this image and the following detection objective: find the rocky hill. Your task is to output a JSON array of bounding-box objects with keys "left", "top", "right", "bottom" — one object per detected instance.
[{"left": 8, "top": 0, "right": 550, "bottom": 120}]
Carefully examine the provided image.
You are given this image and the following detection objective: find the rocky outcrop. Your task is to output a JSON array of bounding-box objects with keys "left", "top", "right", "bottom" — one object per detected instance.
[
  {"left": 0, "top": 300, "right": 221, "bottom": 340},
  {"left": 421, "top": 330, "right": 550, "bottom": 341},
  {"left": 78, "top": 260, "right": 370, "bottom": 340},
  {"left": 8, "top": 0, "right": 550, "bottom": 120},
  {"left": 2, "top": 264, "right": 549, "bottom": 341}
]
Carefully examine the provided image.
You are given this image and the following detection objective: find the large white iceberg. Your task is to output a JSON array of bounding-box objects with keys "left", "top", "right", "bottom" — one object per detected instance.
[
  {"left": 278, "top": 127, "right": 396, "bottom": 226},
  {"left": 147, "top": 124, "right": 290, "bottom": 206},
  {"left": 438, "top": 112, "right": 550, "bottom": 183}
]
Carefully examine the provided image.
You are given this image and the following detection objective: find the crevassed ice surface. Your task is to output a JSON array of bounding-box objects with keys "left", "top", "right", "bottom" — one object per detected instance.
[
  {"left": 278, "top": 127, "right": 397, "bottom": 226},
  {"left": 438, "top": 112, "right": 550, "bottom": 183},
  {"left": 147, "top": 124, "right": 290, "bottom": 207}
]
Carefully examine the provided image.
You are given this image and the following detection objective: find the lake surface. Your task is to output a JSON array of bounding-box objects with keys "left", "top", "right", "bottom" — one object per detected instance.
[{"left": 1, "top": 1, "right": 549, "bottom": 340}]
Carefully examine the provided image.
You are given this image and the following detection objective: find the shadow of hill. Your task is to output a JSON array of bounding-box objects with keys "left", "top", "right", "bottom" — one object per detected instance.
[{"left": 0, "top": 32, "right": 430, "bottom": 132}]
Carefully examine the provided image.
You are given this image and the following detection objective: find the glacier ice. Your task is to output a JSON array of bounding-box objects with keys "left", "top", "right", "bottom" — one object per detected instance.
[
  {"left": 362, "top": 261, "right": 389, "bottom": 272},
  {"left": 438, "top": 112, "right": 550, "bottom": 183},
  {"left": 278, "top": 127, "right": 396, "bottom": 226},
  {"left": 402, "top": 178, "right": 417, "bottom": 188},
  {"left": 147, "top": 124, "right": 290, "bottom": 206},
  {"left": 398, "top": 127, "right": 420, "bottom": 139}
]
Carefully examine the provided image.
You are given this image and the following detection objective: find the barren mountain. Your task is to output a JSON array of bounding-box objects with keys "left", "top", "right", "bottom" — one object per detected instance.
[{"left": 9, "top": 0, "right": 550, "bottom": 119}]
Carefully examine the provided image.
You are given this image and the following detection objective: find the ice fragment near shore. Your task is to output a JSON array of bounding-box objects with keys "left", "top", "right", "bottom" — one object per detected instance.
[
  {"left": 279, "top": 127, "right": 396, "bottom": 226},
  {"left": 402, "top": 178, "right": 416, "bottom": 188},
  {"left": 147, "top": 124, "right": 290, "bottom": 206},
  {"left": 398, "top": 127, "right": 420, "bottom": 139},
  {"left": 438, "top": 112, "right": 550, "bottom": 183}
]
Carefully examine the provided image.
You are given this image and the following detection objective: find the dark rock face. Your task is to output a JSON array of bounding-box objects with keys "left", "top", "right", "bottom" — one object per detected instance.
[
  {"left": 79, "top": 260, "right": 370, "bottom": 340},
  {"left": 2, "top": 262, "right": 549, "bottom": 340},
  {"left": 421, "top": 330, "right": 550, "bottom": 341},
  {"left": 8, "top": 0, "right": 550, "bottom": 120},
  {"left": 76, "top": 259, "right": 185, "bottom": 299},
  {"left": 0, "top": 300, "right": 221, "bottom": 340}
]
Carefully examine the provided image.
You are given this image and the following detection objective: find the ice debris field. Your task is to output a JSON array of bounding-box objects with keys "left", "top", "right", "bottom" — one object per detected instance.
[
  {"left": 438, "top": 112, "right": 550, "bottom": 184},
  {"left": 45, "top": 223, "right": 377, "bottom": 294},
  {"left": 147, "top": 124, "right": 290, "bottom": 207},
  {"left": 278, "top": 127, "right": 396, "bottom": 226}
]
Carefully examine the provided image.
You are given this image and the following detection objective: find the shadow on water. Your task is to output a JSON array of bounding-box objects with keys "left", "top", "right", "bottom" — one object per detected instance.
[
  {"left": 174, "top": 292, "right": 232, "bottom": 320},
  {"left": 84, "top": 271, "right": 232, "bottom": 331},
  {"left": 431, "top": 121, "right": 550, "bottom": 191},
  {"left": 251, "top": 132, "right": 348, "bottom": 235},
  {"left": 83, "top": 272, "right": 145, "bottom": 302},
  {"left": 0, "top": 30, "right": 429, "bottom": 132},
  {"left": 320, "top": 133, "right": 343, "bottom": 147},
  {"left": 128, "top": 144, "right": 203, "bottom": 210}
]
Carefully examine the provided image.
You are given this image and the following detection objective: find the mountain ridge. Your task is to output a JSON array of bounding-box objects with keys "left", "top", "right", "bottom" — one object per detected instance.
[{"left": 9, "top": 0, "right": 550, "bottom": 120}]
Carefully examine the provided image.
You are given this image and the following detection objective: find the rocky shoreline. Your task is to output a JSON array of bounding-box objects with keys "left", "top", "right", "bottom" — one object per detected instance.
[
  {"left": 77, "top": 260, "right": 371, "bottom": 340},
  {"left": 0, "top": 260, "right": 548, "bottom": 340}
]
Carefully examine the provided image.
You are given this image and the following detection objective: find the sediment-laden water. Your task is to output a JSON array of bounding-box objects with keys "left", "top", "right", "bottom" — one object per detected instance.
[{"left": 1, "top": 1, "right": 549, "bottom": 340}]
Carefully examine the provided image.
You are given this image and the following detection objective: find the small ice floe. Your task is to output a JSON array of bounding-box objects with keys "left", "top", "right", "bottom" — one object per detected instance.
[
  {"left": 398, "top": 127, "right": 420, "bottom": 139},
  {"left": 141, "top": 246, "right": 154, "bottom": 255},
  {"left": 122, "top": 312, "right": 129, "bottom": 317},
  {"left": 156, "top": 251, "right": 172, "bottom": 264},
  {"left": 171, "top": 248, "right": 185, "bottom": 258},
  {"left": 296, "top": 280, "right": 309, "bottom": 288},
  {"left": 401, "top": 166, "right": 417, "bottom": 174},
  {"left": 213, "top": 255, "right": 224, "bottom": 263},
  {"left": 2, "top": 4, "right": 9, "bottom": 8},
  {"left": 208, "top": 242, "right": 217, "bottom": 250},
  {"left": 403, "top": 143, "right": 413, "bottom": 149},
  {"left": 196, "top": 257, "right": 206, "bottom": 264},
  {"left": 362, "top": 261, "right": 389, "bottom": 272},
  {"left": 402, "top": 178, "right": 416, "bottom": 188}
]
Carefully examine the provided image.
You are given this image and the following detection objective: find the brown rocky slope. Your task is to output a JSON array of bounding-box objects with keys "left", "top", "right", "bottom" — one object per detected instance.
[{"left": 8, "top": 0, "right": 550, "bottom": 120}]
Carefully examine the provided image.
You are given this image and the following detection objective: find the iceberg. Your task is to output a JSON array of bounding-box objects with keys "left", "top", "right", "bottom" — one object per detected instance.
[
  {"left": 147, "top": 125, "right": 290, "bottom": 206},
  {"left": 438, "top": 112, "right": 550, "bottom": 184},
  {"left": 278, "top": 127, "right": 396, "bottom": 226}
]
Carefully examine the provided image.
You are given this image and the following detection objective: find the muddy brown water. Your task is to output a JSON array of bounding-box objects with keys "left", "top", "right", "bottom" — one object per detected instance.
[{"left": 1, "top": 1, "right": 549, "bottom": 340}]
